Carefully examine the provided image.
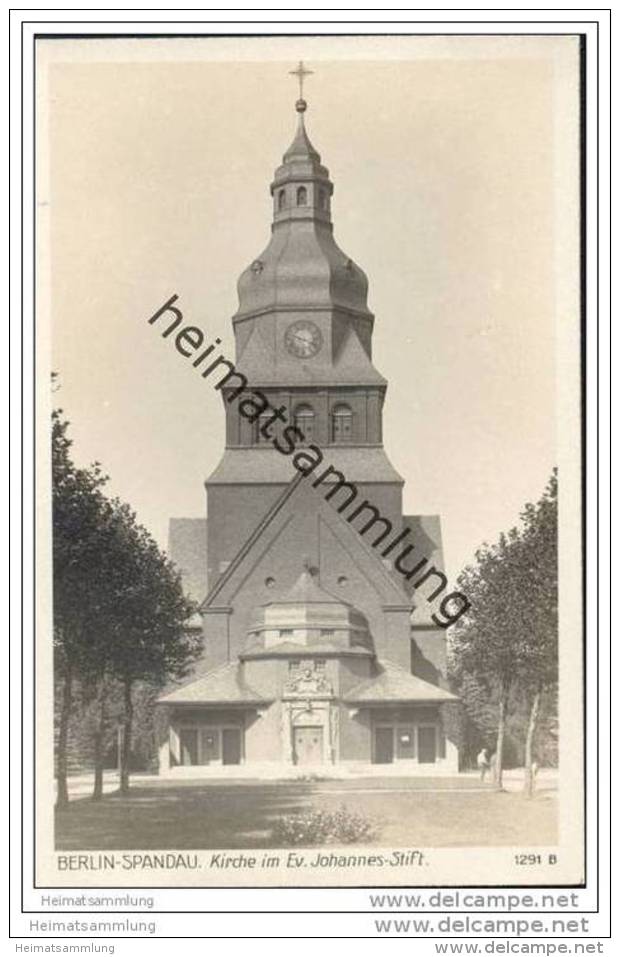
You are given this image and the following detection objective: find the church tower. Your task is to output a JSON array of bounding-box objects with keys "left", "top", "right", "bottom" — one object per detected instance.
[
  {"left": 206, "top": 77, "right": 404, "bottom": 587},
  {"left": 161, "top": 68, "right": 458, "bottom": 775}
]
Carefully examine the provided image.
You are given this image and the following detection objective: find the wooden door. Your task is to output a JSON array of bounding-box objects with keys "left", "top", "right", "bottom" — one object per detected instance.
[
  {"left": 417, "top": 726, "right": 437, "bottom": 764},
  {"left": 293, "top": 726, "right": 323, "bottom": 765}
]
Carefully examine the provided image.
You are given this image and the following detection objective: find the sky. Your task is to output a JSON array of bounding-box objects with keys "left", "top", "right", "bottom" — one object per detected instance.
[{"left": 39, "top": 34, "right": 580, "bottom": 579}]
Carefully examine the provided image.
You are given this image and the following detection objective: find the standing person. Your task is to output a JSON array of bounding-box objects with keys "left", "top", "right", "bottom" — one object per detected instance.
[{"left": 477, "top": 747, "right": 490, "bottom": 781}]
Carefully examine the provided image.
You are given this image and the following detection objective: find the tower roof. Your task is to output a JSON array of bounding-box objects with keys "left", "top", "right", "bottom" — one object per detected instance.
[
  {"left": 234, "top": 83, "right": 373, "bottom": 323},
  {"left": 283, "top": 112, "right": 321, "bottom": 164}
]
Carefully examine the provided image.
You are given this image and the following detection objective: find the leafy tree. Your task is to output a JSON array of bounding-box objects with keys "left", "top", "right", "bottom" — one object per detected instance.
[
  {"left": 101, "top": 501, "right": 199, "bottom": 794},
  {"left": 450, "top": 471, "right": 558, "bottom": 792},
  {"left": 52, "top": 407, "right": 110, "bottom": 807},
  {"left": 518, "top": 471, "right": 558, "bottom": 795},
  {"left": 450, "top": 530, "right": 528, "bottom": 788},
  {"left": 53, "top": 395, "right": 200, "bottom": 803}
]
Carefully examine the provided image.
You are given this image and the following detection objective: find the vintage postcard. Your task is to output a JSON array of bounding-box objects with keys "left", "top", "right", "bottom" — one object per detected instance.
[{"left": 28, "top": 29, "right": 589, "bottom": 898}]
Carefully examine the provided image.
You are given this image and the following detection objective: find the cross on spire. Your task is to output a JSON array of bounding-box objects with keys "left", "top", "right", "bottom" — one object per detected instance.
[{"left": 289, "top": 60, "right": 313, "bottom": 101}]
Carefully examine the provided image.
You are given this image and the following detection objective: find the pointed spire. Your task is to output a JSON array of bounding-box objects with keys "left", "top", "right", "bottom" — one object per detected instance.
[
  {"left": 283, "top": 111, "right": 321, "bottom": 164},
  {"left": 283, "top": 61, "right": 320, "bottom": 163},
  {"left": 269, "top": 61, "right": 332, "bottom": 226}
]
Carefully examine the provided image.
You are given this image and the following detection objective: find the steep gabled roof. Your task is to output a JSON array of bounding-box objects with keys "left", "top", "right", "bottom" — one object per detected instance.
[
  {"left": 202, "top": 473, "right": 411, "bottom": 611},
  {"left": 201, "top": 474, "right": 305, "bottom": 609}
]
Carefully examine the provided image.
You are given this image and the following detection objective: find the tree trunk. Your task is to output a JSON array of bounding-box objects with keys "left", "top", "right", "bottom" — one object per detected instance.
[
  {"left": 494, "top": 685, "right": 509, "bottom": 790},
  {"left": 56, "top": 664, "right": 73, "bottom": 809},
  {"left": 523, "top": 686, "right": 542, "bottom": 798},
  {"left": 119, "top": 678, "right": 134, "bottom": 795},
  {"left": 91, "top": 677, "right": 108, "bottom": 801}
]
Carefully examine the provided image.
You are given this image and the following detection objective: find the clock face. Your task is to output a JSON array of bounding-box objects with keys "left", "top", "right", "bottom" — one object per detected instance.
[{"left": 284, "top": 321, "right": 323, "bottom": 359}]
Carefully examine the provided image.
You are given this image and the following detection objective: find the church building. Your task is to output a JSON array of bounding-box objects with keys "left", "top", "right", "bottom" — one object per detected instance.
[{"left": 158, "top": 73, "right": 459, "bottom": 775}]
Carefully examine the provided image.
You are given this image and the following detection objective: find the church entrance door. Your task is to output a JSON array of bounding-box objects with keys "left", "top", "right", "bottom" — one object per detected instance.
[{"left": 294, "top": 726, "right": 324, "bottom": 765}]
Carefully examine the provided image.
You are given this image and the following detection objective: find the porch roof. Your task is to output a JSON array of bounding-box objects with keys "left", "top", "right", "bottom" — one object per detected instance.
[
  {"left": 344, "top": 660, "right": 458, "bottom": 705},
  {"left": 158, "top": 662, "right": 269, "bottom": 706}
]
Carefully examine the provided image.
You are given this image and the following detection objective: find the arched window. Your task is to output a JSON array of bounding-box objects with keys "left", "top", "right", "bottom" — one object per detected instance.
[
  {"left": 277, "top": 189, "right": 286, "bottom": 211},
  {"left": 256, "top": 412, "right": 274, "bottom": 444},
  {"left": 332, "top": 404, "right": 353, "bottom": 443},
  {"left": 296, "top": 185, "right": 308, "bottom": 206},
  {"left": 294, "top": 404, "right": 315, "bottom": 442}
]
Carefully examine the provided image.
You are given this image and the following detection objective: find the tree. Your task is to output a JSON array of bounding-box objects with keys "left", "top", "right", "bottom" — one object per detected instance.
[
  {"left": 53, "top": 396, "right": 200, "bottom": 803},
  {"left": 518, "top": 471, "right": 558, "bottom": 796},
  {"left": 450, "top": 530, "right": 530, "bottom": 789},
  {"left": 449, "top": 472, "right": 558, "bottom": 792},
  {"left": 101, "top": 502, "right": 199, "bottom": 794},
  {"left": 52, "top": 407, "right": 110, "bottom": 807}
]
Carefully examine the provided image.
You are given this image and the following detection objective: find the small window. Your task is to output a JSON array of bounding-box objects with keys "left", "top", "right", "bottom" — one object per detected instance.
[
  {"left": 265, "top": 576, "right": 276, "bottom": 588},
  {"left": 256, "top": 412, "right": 274, "bottom": 444},
  {"left": 315, "top": 659, "right": 326, "bottom": 672},
  {"left": 296, "top": 185, "right": 308, "bottom": 206},
  {"left": 279, "top": 629, "right": 293, "bottom": 638},
  {"left": 332, "top": 404, "right": 353, "bottom": 443},
  {"left": 337, "top": 575, "right": 348, "bottom": 586},
  {"left": 319, "top": 629, "right": 334, "bottom": 638},
  {"left": 278, "top": 189, "right": 286, "bottom": 211},
  {"left": 294, "top": 404, "right": 315, "bottom": 442},
  {"left": 289, "top": 659, "right": 301, "bottom": 672}
]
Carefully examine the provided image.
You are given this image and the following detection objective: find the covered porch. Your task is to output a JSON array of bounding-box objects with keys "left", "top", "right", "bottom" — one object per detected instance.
[
  {"left": 157, "top": 663, "right": 271, "bottom": 774},
  {"left": 342, "top": 660, "right": 459, "bottom": 772}
]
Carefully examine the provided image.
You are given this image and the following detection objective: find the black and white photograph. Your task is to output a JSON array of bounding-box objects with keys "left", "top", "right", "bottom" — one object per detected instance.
[{"left": 34, "top": 33, "right": 584, "bottom": 888}]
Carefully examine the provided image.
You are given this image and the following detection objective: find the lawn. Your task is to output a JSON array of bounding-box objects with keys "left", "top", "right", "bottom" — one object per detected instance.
[{"left": 55, "top": 778, "right": 557, "bottom": 850}]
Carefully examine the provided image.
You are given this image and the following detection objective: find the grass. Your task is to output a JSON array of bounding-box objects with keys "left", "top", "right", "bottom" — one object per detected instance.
[{"left": 55, "top": 777, "right": 557, "bottom": 850}]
